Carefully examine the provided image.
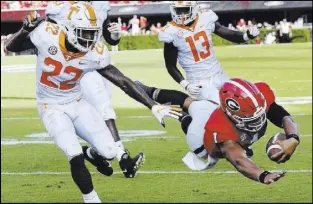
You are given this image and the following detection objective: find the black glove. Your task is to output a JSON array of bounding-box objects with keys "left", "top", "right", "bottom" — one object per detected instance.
[{"left": 22, "top": 11, "right": 44, "bottom": 33}]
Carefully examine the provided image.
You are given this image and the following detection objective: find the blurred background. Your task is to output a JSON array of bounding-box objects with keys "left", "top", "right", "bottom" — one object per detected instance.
[{"left": 1, "top": 1, "right": 312, "bottom": 56}]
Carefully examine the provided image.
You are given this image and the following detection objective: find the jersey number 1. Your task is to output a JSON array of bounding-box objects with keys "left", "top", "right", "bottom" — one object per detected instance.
[{"left": 185, "top": 31, "right": 211, "bottom": 62}]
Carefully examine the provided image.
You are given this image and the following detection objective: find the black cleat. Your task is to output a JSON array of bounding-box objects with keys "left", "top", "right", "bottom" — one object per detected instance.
[
  {"left": 245, "top": 146, "right": 254, "bottom": 158},
  {"left": 82, "top": 146, "right": 113, "bottom": 176},
  {"left": 119, "top": 150, "right": 145, "bottom": 178}
]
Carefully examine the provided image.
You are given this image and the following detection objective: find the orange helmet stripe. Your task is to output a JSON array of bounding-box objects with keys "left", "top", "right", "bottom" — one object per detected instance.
[{"left": 83, "top": 3, "right": 97, "bottom": 26}]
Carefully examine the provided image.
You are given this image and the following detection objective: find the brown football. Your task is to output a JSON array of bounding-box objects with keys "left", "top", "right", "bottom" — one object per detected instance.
[{"left": 266, "top": 133, "right": 286, "bottom": 162}]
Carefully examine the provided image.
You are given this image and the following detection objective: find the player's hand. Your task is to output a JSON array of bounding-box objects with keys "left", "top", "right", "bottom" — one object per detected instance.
[
  {"left": 23, "top": 11, "right": 44, "bottom": 33},
  {"left": 108, "top": 22, "right": 122, "bottom": 40},
  {"left": 180, "top": 80, "right": 202, "bottom": 96},
  {"left": 244, "top": 26, "right": 260, "bottom": 41},
  {"left": 263, "top": 171, "right": 286, "bottom": 185},
  {"left": 271, "top": 138, "right": 299, "bottom": 163},
  {"left": 152, "top": 105, "right": 182, "bottom": 128}
]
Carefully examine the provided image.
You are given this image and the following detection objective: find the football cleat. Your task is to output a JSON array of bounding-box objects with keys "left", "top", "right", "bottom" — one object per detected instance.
[
  {"left": 82, "top": 146, "right": 113, "bottom": 176},
  {"left": 119, "top": 150, "right": 145, "bottom": 178},
  {"left": 245, "top": 146, "right": 254, "bottom": 158}
]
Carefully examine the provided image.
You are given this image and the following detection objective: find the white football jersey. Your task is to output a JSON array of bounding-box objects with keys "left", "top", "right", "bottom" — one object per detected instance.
[
  {"left": 29, "top": 21, "right": 111, "bottom": 104},
  {"left": 46, "top": 1, "right": 110, "bottom": 26},
  {"left": 159, "top": 10, "right": 223, "bottom": 82}
]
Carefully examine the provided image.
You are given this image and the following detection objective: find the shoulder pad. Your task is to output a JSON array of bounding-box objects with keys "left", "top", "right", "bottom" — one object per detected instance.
[
  {"left": 158, "top": 23, "right": 177, "bottom": 43},
  {"left": 254, "top": 82, "right": 276, "bottom": 108},
  {"left": 90, "top": 42, "right": 111, "bottom": 69},
  {"left": 45, "top": 1, "right": 65, "bottom": 16},
  {"left": 199, "top": 9, "right": 218, "bottom": 23}
]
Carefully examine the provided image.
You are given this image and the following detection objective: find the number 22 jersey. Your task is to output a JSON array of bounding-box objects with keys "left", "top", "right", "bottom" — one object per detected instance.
[{"left": 29, "top": 21, "right": 110, "bottom": 104}]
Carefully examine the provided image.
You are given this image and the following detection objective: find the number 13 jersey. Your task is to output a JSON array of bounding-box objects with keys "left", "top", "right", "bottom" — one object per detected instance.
[
  {"left": 158, "top": 10, "right": 223, "bottom": 82},
  {"left": 29, "top": 21, "right": 110, "bottom": 104}
]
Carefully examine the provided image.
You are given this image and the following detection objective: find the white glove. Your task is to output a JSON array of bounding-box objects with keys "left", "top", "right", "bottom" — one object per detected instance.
[
  {"left": 152, "top": 104, "right": 182, "bottom": 127},
  {"left": 243, "top": 26, "right": 260, "bottom": 41},
  {"left": 180, "top": 80, "right": 202, "bottom": 96},
  {"left": 108, "top": 22, "right": 122, "bottom": 40}
]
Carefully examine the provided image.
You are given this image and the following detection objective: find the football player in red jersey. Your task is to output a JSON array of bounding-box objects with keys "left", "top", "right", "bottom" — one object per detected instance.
[{"left": 135, "top": 78, "right": 300, "bottom": 184}]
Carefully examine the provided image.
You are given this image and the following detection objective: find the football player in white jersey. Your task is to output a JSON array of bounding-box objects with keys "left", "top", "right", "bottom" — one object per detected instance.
[
  {"left": 5, "top": 3, "right": 181, "bottom": 203},
  {"left": 159, "top": 1, "right": 260, "bottom": 104},
  {"left": 45, "top": 1, "right": 145, "bottom": 178}
]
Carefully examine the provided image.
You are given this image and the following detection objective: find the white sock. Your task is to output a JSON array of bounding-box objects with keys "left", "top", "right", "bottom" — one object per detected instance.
[
  {"left": 116, "top": 141, "right": 126, "bottom": 161},
  {"left": 83, "top": 190, "right": 101, "bottom": 203}
]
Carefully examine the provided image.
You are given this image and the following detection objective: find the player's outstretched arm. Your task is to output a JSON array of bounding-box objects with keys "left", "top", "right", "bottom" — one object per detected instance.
[
  {"left": 214, "top": 22, "right": 259, "bottom": 44},
  {"left": 97, "top": 64, "right": 182, "bottom": 127},
  {"left": 266, "top": 102, "right": 300, "bottom": 163},
  {"left": 221, "top": 140, "right": 286, "bottom": 184},
  {"left": 5, "top": 11, "right": 42, "bottom": 52}
]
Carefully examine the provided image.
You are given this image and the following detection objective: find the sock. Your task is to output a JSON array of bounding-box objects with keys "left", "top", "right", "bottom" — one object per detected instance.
[
  {"left": 116, "top": 141, "right": 126, "bottom": 162},
  {"left": 83, "top": 190, "right": 98, "bottom": 200},
  {"left": 152, "top": 89, "right": 190, "bottom": 111},
  {"left": 70, "top": 154, "right": 94, "bottom": 194}
]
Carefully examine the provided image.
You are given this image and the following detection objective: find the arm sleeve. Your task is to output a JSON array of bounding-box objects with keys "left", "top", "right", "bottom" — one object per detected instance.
[
  {"left": 214, "top": 22, "right": 246, "bottom": 43},
  {"left": 266, "top": 102, "right": 291, "bottom": 128},
  {"left": 163, "top": 42, "right": 184, "bottom": 84},
  {"left": 5, "top": 29, "right": 35, "bottom": 52}
]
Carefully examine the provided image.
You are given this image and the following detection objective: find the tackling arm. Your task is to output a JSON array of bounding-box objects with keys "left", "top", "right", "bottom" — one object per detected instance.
[
  {"left": 214, "top": 22, "right": 257, "bottom": 43},
  {"left": 220, "top": 140, "right": 285, "bottom": 184},
  {"left": 5, "top": 29, "right": 35, "bottom": 52},
  {"left": 97, "top": 64, "right": 157, "bottom": 109}
]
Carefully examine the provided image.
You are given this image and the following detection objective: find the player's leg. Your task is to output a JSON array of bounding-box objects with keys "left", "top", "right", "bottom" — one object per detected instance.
[
  {"left": 37, "top": 104, "right": 101, "bottom": 203},
  {"left": 80, "top": 72, "right": 145, "bottom": 178}
]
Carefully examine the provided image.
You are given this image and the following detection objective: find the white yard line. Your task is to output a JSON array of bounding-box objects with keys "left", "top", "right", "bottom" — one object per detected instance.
[{"left": 1, "top": 169, "right": 312, "bottom": 175}]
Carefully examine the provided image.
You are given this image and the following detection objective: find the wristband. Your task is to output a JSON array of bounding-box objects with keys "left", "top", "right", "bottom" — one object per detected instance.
[
  {"left": 287, "top": 133, "right": 300, "bottom": 144},
  {"left": 258, "top": 171, "right": 270, "bottom": 183},
  {"left": 180, "top": 80, "right": 189, "bottom": 90}
]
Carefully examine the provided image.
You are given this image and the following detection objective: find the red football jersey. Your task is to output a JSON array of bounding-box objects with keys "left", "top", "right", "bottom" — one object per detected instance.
[{"left": 203, "top": 82, "right": 275, "bottom": 156}]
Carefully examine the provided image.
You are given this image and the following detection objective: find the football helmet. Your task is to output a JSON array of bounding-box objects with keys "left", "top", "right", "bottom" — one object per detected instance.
[
  {"left": 170, "top": 1, "right": 199, "bottom": 25},
  {"left": 219, "top": 78, "right": 267, "bottom": 132},
  {"left": 62, "top": 2, "right": 101, "bottom": 52}
]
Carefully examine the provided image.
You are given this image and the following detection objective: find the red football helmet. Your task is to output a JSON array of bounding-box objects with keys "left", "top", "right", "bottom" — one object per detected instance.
[{"left": 219, "top": 78, "right": 267, "bottom": 132}]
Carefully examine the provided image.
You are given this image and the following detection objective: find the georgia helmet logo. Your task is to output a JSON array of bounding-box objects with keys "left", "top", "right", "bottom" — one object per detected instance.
[{"left": 225, "top": 98, "right": 240, "bottom": 111}]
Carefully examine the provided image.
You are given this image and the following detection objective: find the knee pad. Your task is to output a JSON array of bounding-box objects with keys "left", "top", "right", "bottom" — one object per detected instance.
[
  {"left": 181, "top": 114, "right": 192, "bottom": 135},
  {"left": 70, "top": 154, "right": 85, "bottom": 169},
  {"left": 94, "top": 141, "right": 117, "bottom": 160}
]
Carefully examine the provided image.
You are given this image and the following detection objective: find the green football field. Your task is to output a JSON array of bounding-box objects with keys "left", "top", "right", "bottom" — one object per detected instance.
[{"left": 1, "top": 43, "right": 312, "bottom": 203}]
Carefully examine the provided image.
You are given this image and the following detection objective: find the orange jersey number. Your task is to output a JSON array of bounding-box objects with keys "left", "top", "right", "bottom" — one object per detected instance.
[
  {"left": 45, "top": 22, "right": 60, "bottom": 35},
  {"left": 185, "top": 31, "right": 211, "bottom": 62},
  {"left": 40, "top": 57, "right": 83, "bottom": 90}
]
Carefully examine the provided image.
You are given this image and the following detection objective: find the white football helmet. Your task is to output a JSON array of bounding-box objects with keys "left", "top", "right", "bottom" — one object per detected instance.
[
  {"left": 62, "top": 2, "right": 101, "bottom": 52},
  {"left": 170, "top": 1, "right": 199, "bottom": 25}
]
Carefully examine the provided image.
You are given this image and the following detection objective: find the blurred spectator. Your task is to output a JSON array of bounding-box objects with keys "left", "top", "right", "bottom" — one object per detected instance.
[
  {"left": 121, "top": 23, "right": 128, "bottom": 35},
  {"left": 237, "top": 19, "right": 246, "bottom": 31},
  {"left": 9, "top": 1, "right": 21, "bottom": 10},
  {"left": 150, "top": 24, "right": 157, "bottom": 35},
  {"left": 247, "top": 20, "right": 253, "bottom": 30},
  {"left": 128, "top": 15, "right": 140, "bottom": 35},
  {"left": 140, "top": 16, "right": 148, "bottom": 34},
  {"left": 264, "top": 32, "right": 277, "bottom": 44},
  {"left": 279, "top": 19, "right": 292, "bottom": 42},
  {"left": 228, "top": 23, "right": 236, "bottom": 30},
  {"left": 263, "top": 22, "right": 273, "bottom": 30},
  {"left": 155, "top": 23, "right": 163, "bottom": 34}
]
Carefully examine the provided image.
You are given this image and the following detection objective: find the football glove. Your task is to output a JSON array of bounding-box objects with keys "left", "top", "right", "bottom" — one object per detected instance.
[
  {"left": 152, "top": 105, "right": 182, "bottom": 128},
  {"left": 180, "top": 80, "right": 202, "bottom": 96},
  {"left": 23, "top": 11, "right": 44, "bottom": 33},
  {"left": 108, "top": 22, "right": 122, "bottom": 40},
  {"left": 243, "top": 26, "right": 260, "bottom": 41}
]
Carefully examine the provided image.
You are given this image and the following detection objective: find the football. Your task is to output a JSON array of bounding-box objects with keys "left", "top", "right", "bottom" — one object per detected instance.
[{"left": 266, "top": 133, "right": 286, "bottom": 162}]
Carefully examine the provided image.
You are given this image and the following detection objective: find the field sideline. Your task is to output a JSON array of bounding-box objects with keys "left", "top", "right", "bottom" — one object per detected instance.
[{"left": 1, "top": 43, "right": 312, "bottom": 203}]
